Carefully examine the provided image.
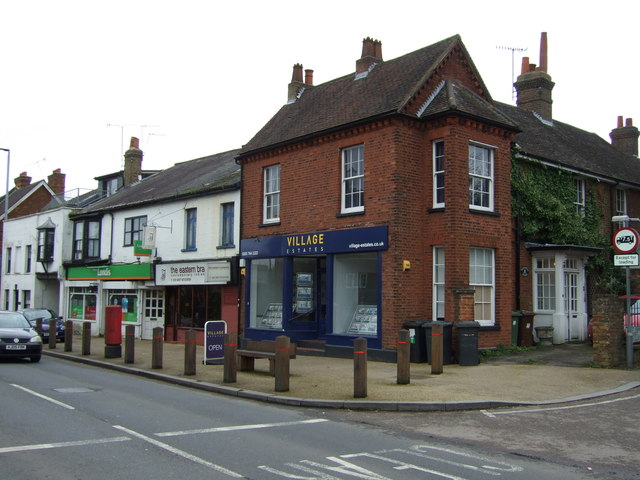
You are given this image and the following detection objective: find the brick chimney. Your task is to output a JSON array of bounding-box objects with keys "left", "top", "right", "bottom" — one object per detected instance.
[
  {"left": 356, "top": 37, "right": 383, "bottom": 75},
  {"left": 14, "top": 172, "right": 32, "bottom": 189},
  {"left": 287, "top": 64, "right": 314, "bottom": 103},
  {"left": 610, "top": 116, "right": 639, "bottom": 157},
  {"left": 124, "top": 137, "right": 143, "bottom": 186},
  {"left": 514, "top": 32, "right": 555, "bottom": 120},
  {"left": 47, "top": 168, "right": 66, "bottom": 195}
]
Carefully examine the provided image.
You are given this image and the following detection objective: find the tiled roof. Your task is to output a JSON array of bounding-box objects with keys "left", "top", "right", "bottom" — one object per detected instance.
[
  {"left": 241, "top": 35, "right": 488, "bottom": 154},
  {"left": 73, "top": 149, "right": 241, "bottom": 216},
  {"left": 495, "top": 102, "right": 640, "bottom": 186},
  {"left": 0, "top": 181, "right": 47, "bottom": 217}
]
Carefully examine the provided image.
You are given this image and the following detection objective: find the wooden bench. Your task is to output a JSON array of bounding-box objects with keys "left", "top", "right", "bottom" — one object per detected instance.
[{"left": 236, "top": 339, "right": 297, "bottom": 376}]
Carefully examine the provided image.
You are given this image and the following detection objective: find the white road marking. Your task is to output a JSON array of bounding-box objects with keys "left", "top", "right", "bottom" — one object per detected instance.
[
  {"left": 113, "top": 425, "right": 244, "bottom": 478},
  {"left": 481, "top": 393, "right": 640, "bottom": 417},
  {"left": 11, "top": 384, "right": 75, "bottom": 410},
  {"left": 155, "top": 418, "right": 328, "bottom": 437},
  {"left": 0, "top": 437, "right": 130, "bottom": 454}
]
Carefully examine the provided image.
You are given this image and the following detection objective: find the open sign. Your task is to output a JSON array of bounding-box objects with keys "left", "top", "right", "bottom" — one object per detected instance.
[{"left": 613, "top": 227, "right": 639, "bottom": 254}]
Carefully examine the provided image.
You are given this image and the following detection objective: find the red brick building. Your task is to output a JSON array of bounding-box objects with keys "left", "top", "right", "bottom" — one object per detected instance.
[{"left": 237, "top": 33, "right": 639, "bottom": 359}]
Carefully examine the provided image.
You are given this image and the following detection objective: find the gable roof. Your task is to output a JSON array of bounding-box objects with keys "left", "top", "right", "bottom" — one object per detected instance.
[
  {"left": 240, "top": 35, "right": 508, "bottom": 156},
  {"left": 0, "top": 180, "right": 55, "bottom": 220},
  {"left": 72, "top": 149, "right": 241, "bottom": 216},
  {"left": 496, "top": 102, "right": 640, "bottom": 186}
]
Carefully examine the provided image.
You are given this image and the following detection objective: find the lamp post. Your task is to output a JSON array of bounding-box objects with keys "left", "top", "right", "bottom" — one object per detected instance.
[
  {"left": 0, "top": 148, "right": 9, "bottom": 220},
  {"left": 612, "top": 214, "right": 638, "bottom": 369}
]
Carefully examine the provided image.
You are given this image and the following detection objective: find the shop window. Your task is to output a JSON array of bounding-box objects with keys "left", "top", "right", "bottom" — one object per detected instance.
[
  {"left": 37, "top": 228, "right": 55, "bottom": 262},
  {"left": 109, "top": 291, "right": 138, "bottom": 322},
  {"left": 184, "top": 208, "right": 197, "bottom": 251},
  {"left": 293, "top": 257, "right": 317, "bottom": 323},
  {"left": 333, "top": 252, "right": 378, "bottom": 336},
  {"left": 469, "top": 247, "right": 494, "bottom": 326},
  {"left": 250, "top": 258, "right": 284, "bottom": 330},
  {"left": 468, "top": 143, "right": 494, "bottom": 211},
  {"left": 433, "top": 246, "right": 445, "bottom": 320},
  {"left": 263, "top": 165, "right": 280, "bottom": 224},
  {"left": 341, "top": 145, "right": 364, "bottom": 213},
  {"left": 177, "top": 285, "right": 221, "bottom": 329},
  {"left": 433, "top": 140, "right": 445, "bottom": 207},
  {"left": 69, "top": 287, "right": 97, "bottom": 320},
  {"left": 124, "top": 215, "right": 147, "bottom": 246}
]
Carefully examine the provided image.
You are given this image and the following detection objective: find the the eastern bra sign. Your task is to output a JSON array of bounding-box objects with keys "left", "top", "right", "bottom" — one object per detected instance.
[
  {"left": 155, "top": 261, "right": 231, "bottom": 285},
  {"left": 240, "top": 225, "right": 388, "bottom": 258}
]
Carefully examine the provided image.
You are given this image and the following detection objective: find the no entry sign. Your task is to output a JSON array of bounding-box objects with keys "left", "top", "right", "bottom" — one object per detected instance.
[{"left": 613, "top": 227, "right": 639, "bottom": 254}]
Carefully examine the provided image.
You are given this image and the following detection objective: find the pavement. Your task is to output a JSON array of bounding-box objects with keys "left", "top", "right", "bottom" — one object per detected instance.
[{"left": 43, "top": 336, "right": 640, "bottom": 412}]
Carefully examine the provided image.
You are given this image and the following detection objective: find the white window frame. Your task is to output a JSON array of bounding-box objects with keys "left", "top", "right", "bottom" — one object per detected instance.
[
  {"left": 468, "top": 142, "right": 495, "bottom": 211},
  {"left": 220, "top": 202, "right": 235, "bottom": 247},
  {"left": 341, "top": 145, "right": 365, "bottom": 214},
  {"left": 433, "top": 246, "right": 445, "bottom": 320},
  {"left": 469, "top": 247, "right": 495, "bottom": 326},
  {"left": 574, "top": 178, "right": 586, "bottom": 216},
  {"left": 534, "top": 257, "right": 556, "bottom": 312},
  {"left": 433, "top": 140, "right": 445, "bottom": 208},
  {"left": 263, "top": 165, "right": 280, "bottom": 223}
]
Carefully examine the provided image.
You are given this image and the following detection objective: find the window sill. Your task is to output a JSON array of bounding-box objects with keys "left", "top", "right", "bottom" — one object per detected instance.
[
  {"left": 428, "top": 207, "right": 445, "bottom": 213},
  {"left": 468, "top": 208, "right": 500, "bottom": 218},
  {"left": 336, "top": 210, "right": 365, "bottom": 218},
  {"left": 259, "top": 221, "right": 281, "bottom": 228},
  {"left": 216, "top": 244, "right": 235, "bottom": 250},
  {"left": 181, "top": 247, "right": 198, "bottom": 252}
]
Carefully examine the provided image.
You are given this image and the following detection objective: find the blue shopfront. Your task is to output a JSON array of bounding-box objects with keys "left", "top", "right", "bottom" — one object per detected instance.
[{"left": 240, "top": 226, "right": 388, "bottom": 349}]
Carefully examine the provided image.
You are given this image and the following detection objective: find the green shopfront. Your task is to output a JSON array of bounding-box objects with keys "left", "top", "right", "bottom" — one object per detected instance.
[
  {"left": 65, "top": 263, "right": 163, "bottom": 340},
  {"left": 240, "top": 226, "right": 387, "bottom": 349}
]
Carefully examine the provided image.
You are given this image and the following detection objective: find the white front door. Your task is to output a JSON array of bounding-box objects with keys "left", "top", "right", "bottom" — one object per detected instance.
[
  {"left": 142, "top": 290, "right": 165, "bottom": 340},
  {"left": 564, "top": 271, "right": 581, "bottom": 341}
]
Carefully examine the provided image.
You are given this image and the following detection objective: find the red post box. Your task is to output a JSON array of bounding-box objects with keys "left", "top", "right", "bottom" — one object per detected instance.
[{"left": 105, "top": 305, "right": 122, "bottom": 346}]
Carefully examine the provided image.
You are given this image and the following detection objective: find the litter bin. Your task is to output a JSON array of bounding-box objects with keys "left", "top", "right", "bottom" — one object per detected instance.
[
  {"left": 518, "top": 311, "right": 534, "bottom": 347},
  {"left": 511, "top": 311, "right": 522, "bottom": 346},
  {"left": 403, "top": 321, "right": 427, "bottom": 363},
  {"left": 457, "top": 321, "right": 480, "bottom": 366},
  {"left": 424, "top": 321, "right": 453, "bottom": 364}
]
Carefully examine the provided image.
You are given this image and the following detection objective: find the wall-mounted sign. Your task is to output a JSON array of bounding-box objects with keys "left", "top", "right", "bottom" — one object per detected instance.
[
  {"left": 134, "top": 239, "right": 153, "bottom": 257},
  {"left": 67, "top": 263, "right": 153, "bottom": 281},
  {"left": 155, "top": 260, "right": 232, "bottom": 285},
  {"left": 240, "top": 225, "right": 388, "bottom": 258}
]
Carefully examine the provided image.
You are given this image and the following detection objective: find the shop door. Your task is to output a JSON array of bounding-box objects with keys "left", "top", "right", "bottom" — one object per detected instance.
[
  {"left": 142, "top": 290, "right": 165, "bottom": 340},
  {"left": 291, "top": 257, "right": 325, "bottom": 337},
  {"left": 564, "top": 271, "right": 580, "bottom": 341}
]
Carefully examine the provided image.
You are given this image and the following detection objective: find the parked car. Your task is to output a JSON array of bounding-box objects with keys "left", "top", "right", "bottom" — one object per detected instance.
[
  {"left": 0, "top": 311, "right": 43, "bottom": 362},
  {"left": 18, "top": 308, "right": 65, "bottom": 343}
]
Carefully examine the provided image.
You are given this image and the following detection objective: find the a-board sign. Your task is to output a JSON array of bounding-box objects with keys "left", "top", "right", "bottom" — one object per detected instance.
[{"left": 204, "top": 320, "right": 227, "bottom": 365}]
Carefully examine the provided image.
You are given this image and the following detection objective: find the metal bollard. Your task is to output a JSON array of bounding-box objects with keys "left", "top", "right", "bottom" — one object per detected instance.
[
  {"left": 82, "top": 321, "right": 91, "bottom": 355},
  {"left": 184, "top": 329, "right": 196, "bottom": 376},
  {"left": 64, "top": 320, "right": 73, "bottom": 352},
  {"left": 151, "top": 326, "right": 163, "bottom": 369},
  {"left": 274, "top": 335, "right": 290, "bottom": 392},
  {"left": 223, "top": 333, "right": 238, "bottom": 383},
  {"left": 353, "top": 337, "right": 368, "bottom": 398},
  {"left": 431, "top": 322, "right": 443, "bottom": 375},
  {"left": 124, "top": 325, "right": 135, "bottom": 364},
  {"left": 397, "top": 329, "right": 410, "bottom": 385}
]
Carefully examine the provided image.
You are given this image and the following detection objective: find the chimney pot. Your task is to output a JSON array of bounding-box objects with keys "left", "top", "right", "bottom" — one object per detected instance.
[
  {"left": 14, "top": 172, "right": 32, "bottom": 189},
  {"left": 304, "top": 69, "right": 314, "bottom": 86},
  {"left": 356, "top": 37, "right": 383, "bottom": 75},
  {"left": 610, "top": 115, "right": 639, "bottom": 157},
  {"left": 520, "top": 57, "right": 529, "bottom": 75},
  {"left": 291, "top": 63, "right": 303, "bottom": 83},
  {"left": 124, "top": 136, "right": 143, "bottom": 186},
  {"left": 626, "top": 118, "right": 633, "bottom": 127},
  {"left": 618, "top": 116, "right": 624, "bottom": 128},
  {"left": 538, "top": 32, "right": 548, "bottom": 72}
]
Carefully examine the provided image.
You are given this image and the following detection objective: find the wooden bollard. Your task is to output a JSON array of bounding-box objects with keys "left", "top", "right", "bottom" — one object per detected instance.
[
  {"left": 64, "top": 320, "right": 73, "bottom": 352},
  {"left": 82, "top": 321, "right": 91, "bottom": 355},
  {"left": 431, "top": 322, "right": 444, "bottom": 375},
  {"left": 397, "top": 329, "right": 410, "bottom": 385},
  {"left": 223, "top": 333, "right": 238, "bottom": 383},
  {"left": 35, "top": 318, "right": 43, "bottom": 338},
  {"left": 353, "top": 337, "right": 367, "bottom": 398},
  {"left": 274, "top": 335, "right": 290, "bottom": 392},
  {"left": 48, "top": 319, "right": 57, "bottom": 349},
  {"left": 151, "top": 327, "right": 163, "bottom": 369},
  {"left": 184, "top": 329, "right": 197, "bottom": 376},
  {"left": 124, "top": 325, "right": 135, "bottom": 364}
]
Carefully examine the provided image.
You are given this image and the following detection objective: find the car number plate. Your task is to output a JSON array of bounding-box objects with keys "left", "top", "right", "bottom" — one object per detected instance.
[{"left": 6, "top": 344, "right": 27, "bottom": 350}]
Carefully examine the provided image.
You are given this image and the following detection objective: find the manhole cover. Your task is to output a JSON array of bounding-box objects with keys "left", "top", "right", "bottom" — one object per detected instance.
[{"left": 53, "top": 387, "right": 95, "bottom": 393}]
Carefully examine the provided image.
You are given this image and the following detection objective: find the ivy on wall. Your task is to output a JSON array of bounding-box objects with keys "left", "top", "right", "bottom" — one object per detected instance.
[{"left": 511, "top": 156, "right": 625, "bottom": 293}]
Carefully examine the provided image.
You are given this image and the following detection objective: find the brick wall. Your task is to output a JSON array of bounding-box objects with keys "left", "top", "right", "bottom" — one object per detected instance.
[{"left": 592, "top": 294, "right": 625, "bottom": 368}]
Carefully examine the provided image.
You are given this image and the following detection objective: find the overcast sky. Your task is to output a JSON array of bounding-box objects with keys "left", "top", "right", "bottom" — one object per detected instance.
[{"left": 1, "top": 0, "right": 638, "bottom": 194}]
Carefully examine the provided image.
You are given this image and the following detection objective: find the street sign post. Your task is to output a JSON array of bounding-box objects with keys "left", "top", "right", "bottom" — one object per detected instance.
[{"left": 613, "top": 227, "right": 639, "bottom": 254}]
